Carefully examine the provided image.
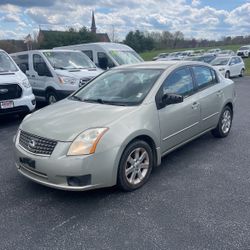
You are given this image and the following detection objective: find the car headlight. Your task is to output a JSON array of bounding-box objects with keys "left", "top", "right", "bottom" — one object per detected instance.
[
  {"left": 67, "top": 128, "right": 108, "bottom": 156},
  {"left": 21, "top": 79, "right": 31, "bottom": 88},
  {"left": 58, "top": 75, "right": 78, "bottom": 85}
]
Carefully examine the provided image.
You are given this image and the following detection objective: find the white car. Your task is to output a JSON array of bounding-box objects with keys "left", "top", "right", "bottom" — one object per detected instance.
[
  {"left": 218, "top": 50, "right": 235, "bottom": 56},
  {"left": 11, "top": 50, "right": 103, "bottom": 104},
  {"left": 0, "top": 49, "right": 35, "bottom": 116},
  {"left": 211, "top": 56, "right": 245, "bottom": 78},
  {"left": 54, "top": 42, "right": 144, "bottom": 70},
  {"left": 237, "top": 45, "right": 250, "bottom": 58},
  {"left": 207, "top": 48, "right": 221, "bottom": 55}
]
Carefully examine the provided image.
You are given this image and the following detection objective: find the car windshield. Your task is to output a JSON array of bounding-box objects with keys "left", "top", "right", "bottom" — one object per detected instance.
[
  {"left": 71, "top": 68, "right": 163, "bottom": 106},
  {"left": 211, "top": 58, "right": 230, "bottom": 66},
  {"left": 0, "top": 51, "right": 18, "bottom": 72},
  {"left": 109, "top": 50, "right": 143, "bottom": 65},
  {"left": 43, "top": 51, "right": 96, "bottom": 70}
]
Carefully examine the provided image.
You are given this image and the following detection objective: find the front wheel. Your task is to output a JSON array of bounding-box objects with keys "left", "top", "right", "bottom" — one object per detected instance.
[
  {"left": 117, "top": 140, "right": 153, "bottom": 191},
  {"left": 239, "top": 69, "right": 244, "bottom": 77},
  {"left": 46, "top": 91, "right": 58, "bottom": 105},
  {"left": 211, "top": 106, "right": 233, "bottom": 138}
]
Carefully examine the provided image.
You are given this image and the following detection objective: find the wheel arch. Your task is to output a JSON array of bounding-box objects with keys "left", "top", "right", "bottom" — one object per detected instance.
[{"left": 113, "top": 131, "right": 161, "bottom": 185}]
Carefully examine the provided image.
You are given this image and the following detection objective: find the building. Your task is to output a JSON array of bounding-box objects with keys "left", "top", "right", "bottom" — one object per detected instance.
[
  {"left": 37, "top": 11, "right": 110, "bottom": 48},
  {"left": 90, "top": 11, "right": 110, "bottom": 42}
]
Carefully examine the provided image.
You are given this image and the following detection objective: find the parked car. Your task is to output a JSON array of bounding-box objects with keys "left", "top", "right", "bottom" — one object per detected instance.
[
  {"left": 192, "top": 49, "right": 205, "bottom": 56},
  {"left": 211, "top": 56, "right": 245, "bottom": 78},
  {"left": 0, "top": 49, "right": 35, "bottom": 116},
  {"left": 14, "top": 61, "right": 236, "bottom": 192},
  {"left": 207, "top": 48, "right": 221, "bottom": 55},
  {"left": 153, "top": 53, "right": 169, "bottom": 61},
  {"left": 186, "top": 54, "right": 217, "bottom": 64},
  {"left": 157, "top": 52, "right": 183, "bottom": 61},
  {"left": 11, "top": 50, "right": 102, "bottom": 104},
  {"left": 54, "top": 42, "right": 144, "bottom": 70},
  {"left": 237, "top": 45, "right": 250, "bottom": 58},
  {"left": 218, "top": 50, "right": 235, "bottom": 56}
]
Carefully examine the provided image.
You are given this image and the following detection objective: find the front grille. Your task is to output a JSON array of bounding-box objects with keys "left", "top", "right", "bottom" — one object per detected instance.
[
  {"left": 79, "top": 78, "right": 91, "bottom": 87},
  {"left": 237, "top": 52, "right": 243, "bottom": 56},
  {"left": 19, "top": 130, "right": 57, "bottom": 156},
  {"left": 0, "top": 84, "right": 22, "bottom": 101}
]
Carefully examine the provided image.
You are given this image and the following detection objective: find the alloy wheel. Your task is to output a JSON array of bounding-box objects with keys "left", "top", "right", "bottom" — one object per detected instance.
[
  {"left": 221, "top": 110, "right": 231, "bottom": 134},
  {"left": 125, "top": 147, "right": 149, "bottom": 185}
]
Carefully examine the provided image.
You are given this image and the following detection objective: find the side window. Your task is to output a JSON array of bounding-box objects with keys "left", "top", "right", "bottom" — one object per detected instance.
[
  {"left": 236, "top": 57, "right": 241, "bottom": 63},
  {"left": 192, "top": 66, "right": 215, "bottom": 89},
  {"left": 82, "top": 50, "right": 93, "bottom": 61},
  {"left": 97, "top": 52, "right": 115, "bottom": 70},
  {"left": 33, "top": 54, "right": 52, "bottom": 77},
  {"left": 230, "top": 58, "right": 237, "bottom": 65},
  {"left": 12, "top": 54, "right": 29, "bottom": 73},
  {"left": 162, "top": 67, "right": 194, "bottom": 96}
]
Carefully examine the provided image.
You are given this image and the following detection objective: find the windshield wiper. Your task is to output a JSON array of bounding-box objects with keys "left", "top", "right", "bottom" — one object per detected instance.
[
  {"left": 83, "top": 98, "right": 127, "bottom": 106},
  {"left": 54, "top": 66, "right": 67, "bottom": 70},
  {"left": 69, "top": 95, "right": 82, "bottom": 101}
]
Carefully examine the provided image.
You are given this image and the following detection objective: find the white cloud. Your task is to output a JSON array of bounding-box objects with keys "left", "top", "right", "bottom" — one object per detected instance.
[
  {"left": 191, "top": 0, "right": 200, "bottom": 7},
  {"left": 0, "top": 0, "right": 249, "bottom": 40}
]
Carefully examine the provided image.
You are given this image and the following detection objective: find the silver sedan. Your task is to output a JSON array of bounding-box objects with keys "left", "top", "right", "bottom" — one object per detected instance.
[{"left": 14, "top": 61, "right": 236, "bottom": 191}]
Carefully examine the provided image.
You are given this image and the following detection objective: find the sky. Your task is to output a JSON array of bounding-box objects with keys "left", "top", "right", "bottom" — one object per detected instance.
[{"left": 0, "top": 0, "right": 250, "bottom": 41}]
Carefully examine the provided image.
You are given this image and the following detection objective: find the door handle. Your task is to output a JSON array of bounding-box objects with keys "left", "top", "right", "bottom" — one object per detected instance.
[
  {"left": 192, "top": 102, "right": 199, "bottom": 110},
  {"left": 216, "top": 90, "right": 223, "bottom": 97}
]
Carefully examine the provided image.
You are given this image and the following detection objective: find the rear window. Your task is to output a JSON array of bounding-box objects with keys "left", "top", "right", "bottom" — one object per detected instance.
[{"left": 192, "top": 66, "right": 217, "bottom": 89}]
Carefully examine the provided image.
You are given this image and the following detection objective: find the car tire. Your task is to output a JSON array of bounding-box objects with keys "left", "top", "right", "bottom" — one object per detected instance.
[
  {"left": 239, "top": 69, "right": 245, "bottom": 77},
  {"left": 225, "top": 71, "right": 230, "bottom": 79},
  {"left": 46, "top": 91, "right": 58, "bottom": 105},
  {"left": 211, "top": 106, "right": 233, "bottom": 138},
  {"left": 117, "top": 140, "right": 153, "bottom": 191}
]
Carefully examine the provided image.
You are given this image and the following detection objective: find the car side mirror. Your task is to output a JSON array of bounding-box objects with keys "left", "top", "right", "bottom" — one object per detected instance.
[
  {"left": 156, "top": 92, "right": 184, "bottom": 109},
  {"left": 163, "top": 93, "right": 184, "bottom": 106}
]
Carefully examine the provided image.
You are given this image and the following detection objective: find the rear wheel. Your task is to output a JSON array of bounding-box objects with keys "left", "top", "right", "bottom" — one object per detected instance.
[
  {"left": 225, "top": 71, "right": 230, "bottom": 79},
  {"left": 46, "top": 91, "right": 58, "bottom": 105},
  {"left": 239, "top": 69, "right": 245, "bottom": 77},
  {"left": 117, "top": 140, "right": 153, "bottom": 191},
  {"left": 211, "top": 106, "right": 233, "bottom": 138}
]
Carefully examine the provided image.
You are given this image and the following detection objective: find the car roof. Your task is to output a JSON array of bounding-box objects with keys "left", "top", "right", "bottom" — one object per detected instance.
[
  {"left": 113, "top": 60, "right": 211, "bottom": 70},
  {"left": 11, "top": 49, "right": 82, "bottom": 55}
]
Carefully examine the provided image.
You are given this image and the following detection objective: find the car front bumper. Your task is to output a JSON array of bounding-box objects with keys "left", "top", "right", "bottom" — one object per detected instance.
[
  {"left": 14, "top": 139, "right": 119, "bottom": 191},
  {"left": 0, "top": 94, "right": 36, "bottom": 115}
]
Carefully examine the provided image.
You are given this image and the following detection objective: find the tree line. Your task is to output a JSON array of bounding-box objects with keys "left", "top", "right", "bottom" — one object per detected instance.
[
  {"left": 1, "top": 26, "right": 250, "bottom": 54},
  {"left": 124, "top": 30, "right": 250, "bottom": 53}
]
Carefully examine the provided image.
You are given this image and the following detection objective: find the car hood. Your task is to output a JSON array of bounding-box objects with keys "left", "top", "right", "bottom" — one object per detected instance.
[
  {"left": 0, "top": 70, "right": 26, "bottom": 84},
  {"left": 20, "top": 99, "right": 139, "bottom": 141},
  {"left": 54, "top": 68, "right": 103, "bottom": 79}
]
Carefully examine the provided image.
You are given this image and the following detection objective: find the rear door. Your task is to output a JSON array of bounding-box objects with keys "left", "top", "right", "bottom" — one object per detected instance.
[
  {"left": 191, "top": 65, "right": 224, "bottom": 131},
  {"left": 157, "top": 66, "right": 201, "bottom": 153}
]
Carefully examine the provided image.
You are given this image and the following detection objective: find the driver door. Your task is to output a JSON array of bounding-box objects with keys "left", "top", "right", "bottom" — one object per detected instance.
[{"left": 157, "top": 67, "right": 201, "bottom": 153}]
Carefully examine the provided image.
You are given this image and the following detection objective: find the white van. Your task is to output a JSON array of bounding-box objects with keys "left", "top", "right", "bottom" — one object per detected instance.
[
  {"left": 11, "top": 50, "right": 103, "bottom": 104},
  {"left": 0, "top": 49, "right": 35, "bottom": 116},
  {"left": 54, "top": 42, "right": 144, "bottom": 70}
]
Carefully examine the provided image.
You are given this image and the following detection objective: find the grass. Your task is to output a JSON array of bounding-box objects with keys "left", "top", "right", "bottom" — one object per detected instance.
[{"left": 140, "top": 44, "right": 250, "bottom": 76}]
